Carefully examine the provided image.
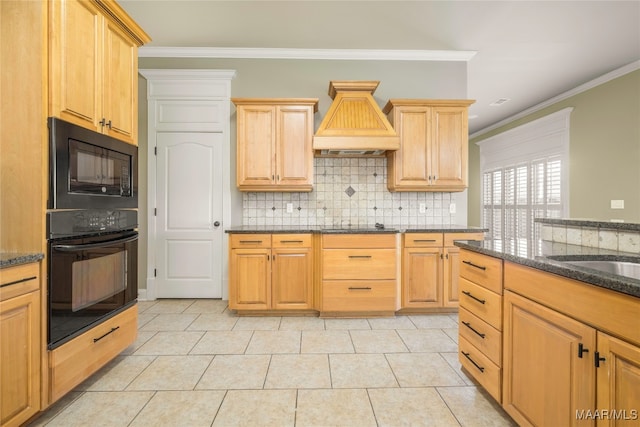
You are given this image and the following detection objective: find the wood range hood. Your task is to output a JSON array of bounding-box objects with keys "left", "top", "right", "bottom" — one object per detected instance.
[{"left": 313, "top": 81, "right": 400, "bottom": 156}]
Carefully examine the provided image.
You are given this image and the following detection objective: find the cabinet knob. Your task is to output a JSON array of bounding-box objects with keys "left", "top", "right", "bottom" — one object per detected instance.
[{"left": 213, "top": 221, "right": 221, "bottom": 227}]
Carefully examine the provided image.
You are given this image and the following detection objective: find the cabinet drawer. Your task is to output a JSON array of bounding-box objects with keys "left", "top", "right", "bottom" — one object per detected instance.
[
  {"left": 459, "top": 278, "right": 502, "bottom": 330},
  {"left": 322, "top": 234, "right": 396, "bottom": 249},
  {"left": 459, "top": 307, "right": 502, "bottom": 366},
  {"left": 0, "top": 263, "right": 40, "bottom": 301},
  {"left": 230, "top": 234, "right": 271, "bottom": 249},
  {"left": 49, "top": 305, "right": 137, "bottom": 402},
  {"left": 323, "top": 249, "right": 397, "bottom": 280},
  {"left": 404, "top": 233, "right": 443, "bottom": 247},
  {"left": 271, "top": 233, "right": 312, "bottom": 248},
  {"left": 459, "top": 336, "right": 501, "bottom": 403},
  {"left": 459, "top": 249, "right": 503, "bottom": 294},
  {"left": 443, "top": 232, "right": 484, "bottom": 246},
  {"left": 322, "top": 280, "right": 396, "bottom": 312}
]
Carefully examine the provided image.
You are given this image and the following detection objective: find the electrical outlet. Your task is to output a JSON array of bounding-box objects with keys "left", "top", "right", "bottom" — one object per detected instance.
[
  {"left": 611, "top": 200, "right": 624, "bottom": 209},
  {"left": 449, "top": 203, "right": 456, "bottom": 214},
  {"left": 286, "top": 203, "right": 293, "bottom": 213},
  {"left": 419, "top": 203, "right": 426, "bottom": 214}
]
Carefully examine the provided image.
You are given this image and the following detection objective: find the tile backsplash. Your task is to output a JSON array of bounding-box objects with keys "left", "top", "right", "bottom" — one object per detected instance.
[
  {"left": 242, "top": 157, "right": 457, "bottom": 228},
  {"left": 540, "top": 222, "right": 640, "bottom": 254}
]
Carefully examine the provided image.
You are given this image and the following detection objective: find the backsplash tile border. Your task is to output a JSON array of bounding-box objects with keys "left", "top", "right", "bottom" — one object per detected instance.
[
  {"left": 242, "top": 157, "right": 457, "bottom": 228},
  {"left": 540, "top": 222, "right": 640, "bottom": 254}
]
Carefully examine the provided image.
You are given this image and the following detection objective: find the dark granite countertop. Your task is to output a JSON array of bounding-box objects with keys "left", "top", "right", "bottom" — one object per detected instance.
[
  {"left": 454, "top": 239, "right": 640, "bottom": 298},
  {"left": 535, "top": 218, "right": 640, "bottom": 232},
  {"left": 0, "top": 252, "right": 44, "bottom": 269},
  {"left": 225, "top": 225, "right": 486, "bottom": 234}
]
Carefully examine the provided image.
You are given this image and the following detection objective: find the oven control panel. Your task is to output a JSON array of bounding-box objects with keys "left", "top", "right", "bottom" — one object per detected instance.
[{"left": 47, "top": 209, "right": 138, "bottom": 239}]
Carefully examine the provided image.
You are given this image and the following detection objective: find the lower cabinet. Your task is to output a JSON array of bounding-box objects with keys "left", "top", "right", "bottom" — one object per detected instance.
[
  {"left": 229, "top": 234, "right": 313, "bottom": 311},
  {"left": 502, "top": 261, "right": 640, "bottom": 427},
  {"left": 402, "top": 233, "right": 483, "bottom": 310},
  {"left": 595, "top": 332, "right": 640, "bottom": 427},
  {"left": 0, "top": 263, "right": 41, "bottom": 427},
  {"left": 503, "top": 290, "right": 596, "bottom": 427},
  {"left": 320, "top": 234, "right": 398, "bottom": 315},
  {"left": 49, "top": 305, "right": 137, "bottom": 403}
]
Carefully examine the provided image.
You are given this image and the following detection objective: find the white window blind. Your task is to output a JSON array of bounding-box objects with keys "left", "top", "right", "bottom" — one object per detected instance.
[{"left": 478, "top": 108, "right": 572, "bottom": 254}]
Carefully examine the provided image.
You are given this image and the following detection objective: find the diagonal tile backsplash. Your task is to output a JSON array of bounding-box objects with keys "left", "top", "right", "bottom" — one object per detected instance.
[{"left": 242, "top": 157, "right": 456, "bottom": 228}]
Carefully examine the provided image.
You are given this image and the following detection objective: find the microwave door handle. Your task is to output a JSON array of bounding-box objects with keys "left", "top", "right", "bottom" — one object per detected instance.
[{"left": 52, "top": 233, "right": 138, "bottom": 252}]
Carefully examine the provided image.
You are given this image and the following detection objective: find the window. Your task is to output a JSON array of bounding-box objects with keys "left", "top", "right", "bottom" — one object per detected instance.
[{"left": 478, "top": 108, "right": 572, "bottom": 255}]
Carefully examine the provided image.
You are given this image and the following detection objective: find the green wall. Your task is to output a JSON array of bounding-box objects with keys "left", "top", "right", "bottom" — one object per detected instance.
[{"left": 468, "top": 69, "right": 640, "bottom": 225}]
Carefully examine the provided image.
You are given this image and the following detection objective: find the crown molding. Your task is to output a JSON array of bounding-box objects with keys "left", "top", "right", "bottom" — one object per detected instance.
[
  {"left": 138, "top": 46, "right": 477, "bottom": 61},
  {"left": 471, "top": 60, "right": 640, "bottom": 139},
  {"left": 139, "top": 69, "right": 237, "bottom": 80}
]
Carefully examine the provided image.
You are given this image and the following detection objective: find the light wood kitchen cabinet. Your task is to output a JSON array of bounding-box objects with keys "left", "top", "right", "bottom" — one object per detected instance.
[
  {"left": 457, "top": 249, "right": 503, "bottom": 403},
  {"left": 503, "top": 261, "right": 640, "bottom": 427},
  {"left": 49, "top": 304, "right": 137, "bottom": 403},
  {"left": 233, "top": 99, "right": 318, "bottom": 191},
  {"left": 0, "top": 263, "right": 41, "bottom": 427},
  {"left": 503, "top": 290, "right": 596, "bottom": 427},
  {"left": 229, "top": 234, "right": 313, "bottom": 311},
  {"left": 596, "top": 332, "right": 640, "bottom": 427},
  {"left": 384, "top": 100, "right": 474, "bottom": 192},
  {"left": 320, "top": 234, "right": 398, "bottom": 315},
  {"left": 49, "top": 0, "right": 150, "bottom": 145},
  {"left": 402, "top": 232, "right": 483, "bottom": 310}
]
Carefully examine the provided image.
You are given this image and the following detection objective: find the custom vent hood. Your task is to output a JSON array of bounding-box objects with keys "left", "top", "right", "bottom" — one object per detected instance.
[{"left": 313, "top": 81, "right": 400, "bottom": 156}]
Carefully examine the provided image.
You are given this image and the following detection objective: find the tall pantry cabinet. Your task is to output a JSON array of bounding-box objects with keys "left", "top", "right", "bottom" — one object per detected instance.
[{"left": 1, "top": 0, "right": 149, "bottom": 423}]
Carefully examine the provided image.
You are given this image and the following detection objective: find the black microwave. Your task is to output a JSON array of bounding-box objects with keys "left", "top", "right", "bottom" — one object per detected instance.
[{"left": 48, "top": 117, "right": 138, "bottom": 209}]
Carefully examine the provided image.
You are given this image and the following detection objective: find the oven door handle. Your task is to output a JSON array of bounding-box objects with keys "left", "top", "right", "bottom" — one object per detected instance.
[{"left": 52, "top": 232, "right": 138, "bottom": 252}]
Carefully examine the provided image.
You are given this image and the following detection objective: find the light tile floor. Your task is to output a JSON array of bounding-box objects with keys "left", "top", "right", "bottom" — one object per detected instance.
[{"left": 31, "top": 299, "right": 517, "bottom": 426}]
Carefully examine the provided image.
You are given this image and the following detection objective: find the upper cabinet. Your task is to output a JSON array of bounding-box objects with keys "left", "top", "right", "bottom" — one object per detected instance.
[
  {"left": 233, "top": 98, "right": 318, "bottom": 192},
  {"left": 384, "top": 100, "right": 475, "bottom": 192},
  {"left": 49, "top": 0, "right": 150, "bottom": 145}
]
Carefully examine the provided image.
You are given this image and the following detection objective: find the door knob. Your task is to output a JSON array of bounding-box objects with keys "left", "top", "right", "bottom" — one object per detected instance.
[{"left": 213, "top": 221, "right": 221, "bottom": 227}]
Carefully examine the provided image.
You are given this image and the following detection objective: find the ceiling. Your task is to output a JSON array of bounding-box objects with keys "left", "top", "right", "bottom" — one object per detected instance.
[{"left": 119, "top": 1, "right": 640, "bottom": 134}]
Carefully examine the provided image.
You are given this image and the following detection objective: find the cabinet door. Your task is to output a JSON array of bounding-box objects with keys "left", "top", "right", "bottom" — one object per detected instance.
[
  {"left": 388, "top": 106, "right": 431, "bottom": 190},
  {"left": 0, "top": 291, "right": 40, "bottom": 427},
  {"left": 402, "top": 247, "right": 442, "bottom": 308},
  {"left": 236, "top": 105, "right": 276, "bottom": 188},
  {"left": 431, "top": 106, "right": 468, "bottom": 190},
  {"left": 103, "top": 18, "right": 137, "bottom": 145},
  {"left": 272, "top": 247, "right": 313, "bottom": 310},
  {"left": 503, "top": 290, "right": 596, "bottom": 427},
  {"left": 596, "top": 332, "right": 640, "bottom": 427},
  {"left": 442, "top": 246, "right": 460, "bottom": 308},
  {"left": 229, "top": 249, "right": 271, "bottom": 310},
  {"left": 49, "top": 0, "right": 102, "bottom": 132},
  {"left": 276, "top": 105, "right": 314, "bottom": 190}
]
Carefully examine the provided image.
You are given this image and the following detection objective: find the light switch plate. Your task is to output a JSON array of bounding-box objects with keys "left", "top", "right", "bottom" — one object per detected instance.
[
  {"left": 419, "top": 203, "right": 426, "bottom": 214},
  {"left": 286, "top": 203, "right": 293, "bottom": 213},
  {"left": 449, "top": 203, "right": 456, "bottom": 214}
]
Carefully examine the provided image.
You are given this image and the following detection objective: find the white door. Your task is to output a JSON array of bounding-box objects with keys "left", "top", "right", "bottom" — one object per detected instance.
[{"left": 155, "top": 132, "right": 224, "bottom": 298}]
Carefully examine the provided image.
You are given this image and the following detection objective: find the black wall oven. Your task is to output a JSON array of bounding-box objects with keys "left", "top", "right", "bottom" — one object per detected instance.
[{"left": 47, "top": 118, "right": 139, "bottom": 350}]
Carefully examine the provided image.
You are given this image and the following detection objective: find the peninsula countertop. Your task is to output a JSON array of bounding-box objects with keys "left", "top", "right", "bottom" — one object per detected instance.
[{"left": 455, "top": 239, "right": 640, "bottom": 298}]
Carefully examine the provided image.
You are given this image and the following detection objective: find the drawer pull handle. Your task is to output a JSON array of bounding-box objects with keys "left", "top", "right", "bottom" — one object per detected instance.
[
  {"left": 348, "top": 255, "right": 372, "bottom": 259},
  {"left": 462, "top": 291, "right": 486, "bottom": 305},
  {"left": 462, "top": 321, "right": 486, "bottom": 338},
  {"left": 0, "top": 275, "right": 37, "bottom": 288},
  {"left": 462, "top": 351, "right": 485, "bottom": 372},
  {"left": 462, "top": 260, "right": 487, "bottom": 271},
  {"left": 414, "top": 239, "right": 437, "bottom": 243},
  {"left": 239, "top": 240, "right": 262, "bottom": 244},
  {"left": 93, "top": 326, "right": 120, "bottom": 343},
  {"left": 280, "top": 240, "right": 303, "bottom": 243},
  {"left": 348, "top": 287, "right": 372, "bottom": 290}
]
